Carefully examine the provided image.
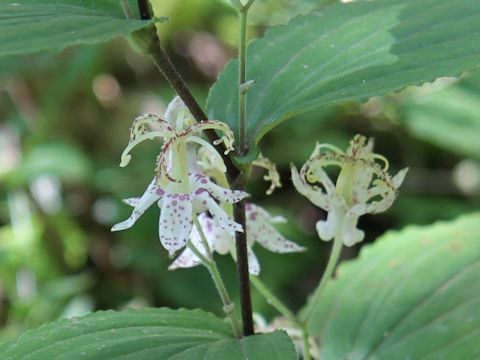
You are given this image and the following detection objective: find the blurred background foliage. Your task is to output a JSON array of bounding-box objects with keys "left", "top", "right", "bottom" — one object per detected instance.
[{"left": 1, "top": 0, "right": 479, "bottom": 343}]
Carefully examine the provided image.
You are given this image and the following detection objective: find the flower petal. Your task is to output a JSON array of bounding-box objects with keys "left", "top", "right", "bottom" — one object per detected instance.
[
  {"left": 120, "top": 114, "right": 174, "bottom": 167},
  {"left": 111, "top": 179, "right": 163, "bottom": 231},
  {"left": 246, "top": 204, "right": 305, "bottom": 253},
  {"left": 190, "top": 173, "right": 249, "bottom": 204},
  {"left": 392, "top": 167, "right": 409, "bottom": 188},
  {"left": 122, "top": 197, "right": 140, "bottom": 207},
  {"left": 159, "top": 193, "right": 193, "bottom": 256},
  {"left": 247, "top": 248, "right": 260, "bottom": 275},
  {"left": 198, "top": 213, "right": 233, "bottom": 255},
  {"left": 316, "top": 207, "right": 344, "bottom": 241},
  {"left": 342, "top": 213, "right": 364, "bottom": 247},
  {"left": 168, "top": 247, "right": 201, "bottom": 270},
  {"left": 291, "top": 165, "right": 333, "bottom": 211},
  {"left": 193, "top": 190, "right": 243, "bottom": 233}
]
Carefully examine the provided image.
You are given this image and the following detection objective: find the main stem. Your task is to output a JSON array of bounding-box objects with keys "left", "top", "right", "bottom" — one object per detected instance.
[
  {"left": 303, "top": 217, "right": 344, "bottom": 321},
  {"left": 232, "top": 1, "right": 256, "bottom": 336},
  {"left": 233, "top": 200, "right": 254, "bottom": 336}
]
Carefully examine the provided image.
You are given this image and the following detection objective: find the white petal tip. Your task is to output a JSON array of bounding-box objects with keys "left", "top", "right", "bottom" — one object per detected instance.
[
  {"left": 249, "top": 268, "right": 260, "bottom": 276},
  {"left": 119, "top": 155, "right": 131, "bottom": 168},
  {"left": 111, "top": 221, "right": 132, "bottom": 232}
]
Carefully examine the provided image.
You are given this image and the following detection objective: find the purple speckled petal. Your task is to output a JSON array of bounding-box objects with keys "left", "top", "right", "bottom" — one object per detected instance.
[
  {"left": 247, "top": 204, "right": 305, "bottom": 253},
  {"left": 247, "top": 248, "right": 260, "bottom": 275},
  {"left": 159, "top": 193, "right": 193, "bottom": 256},
  {"left": 112, "top": 179, "right": 163, "bottom": 232},
  {"left": 193, "top": 190, "right": 243, "bottom": 233},
  {"left": 122, "top": 197, "right": 140, "bottom": 207},
  {"left": 197, "top": 213, "right": 234, "bottom": 255},
  {"left": 190, "top": 173, "right": 249, "bottom": 204}
]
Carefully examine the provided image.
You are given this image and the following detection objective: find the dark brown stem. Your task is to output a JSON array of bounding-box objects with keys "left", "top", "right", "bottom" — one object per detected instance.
[
  {"left": 234, "top": 200, "right": 255, "bottom": 336},
  {"left": 137, "top": 0, "right": 151, "bottom": 20}
]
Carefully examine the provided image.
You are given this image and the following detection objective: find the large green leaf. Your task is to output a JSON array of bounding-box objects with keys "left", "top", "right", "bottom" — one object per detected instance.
[
  {"left": 0, "top": 0, "right": 153, "bottom": 57},
  {"left": 0, "top": 308, "right": 297, "bottom": 360},
  {"left": 207, "top": 0, "right": 480, "bottom": 156},
  {"left": 307, "top": 213, "right": 480, "bottom": 360},
  {"left": 400, "top": 73, "right": 480, "bottom": 160}
]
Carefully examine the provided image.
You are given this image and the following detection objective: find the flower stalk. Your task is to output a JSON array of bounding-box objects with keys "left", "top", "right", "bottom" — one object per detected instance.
[
  {"left": 302, "top": 214, "right": 344, "bottom": 321},
  {"left": 191, "top": 217, "right": 242, "bottom": 339},
  {"left": 250, "top": 276, "right": 312, "bottom": 360}
]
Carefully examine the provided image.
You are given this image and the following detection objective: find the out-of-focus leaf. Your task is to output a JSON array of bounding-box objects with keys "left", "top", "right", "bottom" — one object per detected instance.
[
  {"left": 306, "top": 213, "right": 480, "bottom": 360},
  {"left": 0, "top": 308, "right": 297, "bottom": 360},
  {"left": 400, "top": 74, "right": 480, "bottom": 159},
  {"left": 0, "top": 0, "right": 153, "bottom": 58},
  {"left": 20, "top": 142, "right": 92, "bottom": 183},
  {"left": 207, "top": 0, "right": 480, "bottom": 158}
]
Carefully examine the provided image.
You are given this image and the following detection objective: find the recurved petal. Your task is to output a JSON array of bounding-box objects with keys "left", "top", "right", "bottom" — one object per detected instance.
[
  {"left": 316, "top": 208, "right": 341, "bottom": 241},
  {"left": 190, "top": 173, "right": 249, "bottom": 204},
  {"left": 291, "top": 165, "right": 332, "bottom": 211},
  {"left": 246, "top": 204, "right": 304, "bottom": 253},
  {"left": 342, "top": 213, "right": 364, "bottom": 247},
  {"left": 159, "top": 193, "right": 193, "bottom": 256},
  {"left": 111, "top": 179, "right": 164, "bottom": 232}
]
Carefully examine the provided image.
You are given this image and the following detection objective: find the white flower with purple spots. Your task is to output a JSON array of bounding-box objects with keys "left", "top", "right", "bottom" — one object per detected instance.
[
  {"left": 169, "top": 204, "right": 305, "bottom": 274},
  {"left": 111, "top": 97, "right": 247, "bottom": 256},
  {"left": 291, "top": 135, "right": 408, "bottom": 247}
]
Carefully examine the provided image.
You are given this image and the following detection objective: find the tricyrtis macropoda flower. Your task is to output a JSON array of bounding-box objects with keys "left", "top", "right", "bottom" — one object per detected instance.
[
  {"left": 169, "top": 204, "right": 305, "bottom": 275},
  {"left": 291, "top": 135, "right": 408, "bottom": 247},
  {"left": 112, "top": 97, "right": 247, "bottom": 256}
]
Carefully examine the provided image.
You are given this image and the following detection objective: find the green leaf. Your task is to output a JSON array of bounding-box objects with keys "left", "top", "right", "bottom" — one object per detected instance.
[
  {"left": 400, "top": 74, "right": 480, "bottom": 160},
  {"left": 0, "top": 0, "right": 153, "bottom": 57},
  {"left": 0, "top": 308, "right": 297, "bottom": 360},
  {"left": 207, "top": 0, "right": 480, "bottom": 157},
  {"left": 19, "top": 142, "right": 93, "bottom": 183},
  {"left": 307, "top": 213, "right": 480, "bottom": 360}
]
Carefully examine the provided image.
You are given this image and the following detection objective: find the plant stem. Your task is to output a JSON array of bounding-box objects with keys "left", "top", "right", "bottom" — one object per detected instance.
[
  {"left": 234, "top": 200, "right": 254, "bottom": 336},
  {"left": 250, "top": 276, "right": 312, "bottom": 360},
  {"left": 137, "top": 0, "right": 151, "bottom": 20},
  {"left": 238, "top": 8, "right": 248, "bottom": 155},
  {"left": 120, "top": 0, "right": 134, "bottom": 19},
  {"left": 303, "top": 217, "right": 344, "bottom": 321},
  {"left": 250, "top": 276, "right": 298, "bottom": 326},
  {"left": 231, "top": 0, "right": 257, "bottom": 337},
  {"left": 187, "top": 241, "right": 242, "bottom": 339}
]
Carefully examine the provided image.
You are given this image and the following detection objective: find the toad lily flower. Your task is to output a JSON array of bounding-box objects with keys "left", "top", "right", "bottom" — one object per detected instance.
[
  {"left": 291, "top": 135, "right": 408, "bottom": 247},
  {"left": 169, "top": 204, "right": 305, "bottom": 275},
  {"left": 112, "top": 97, "right": 248, "bottom": 256}
]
